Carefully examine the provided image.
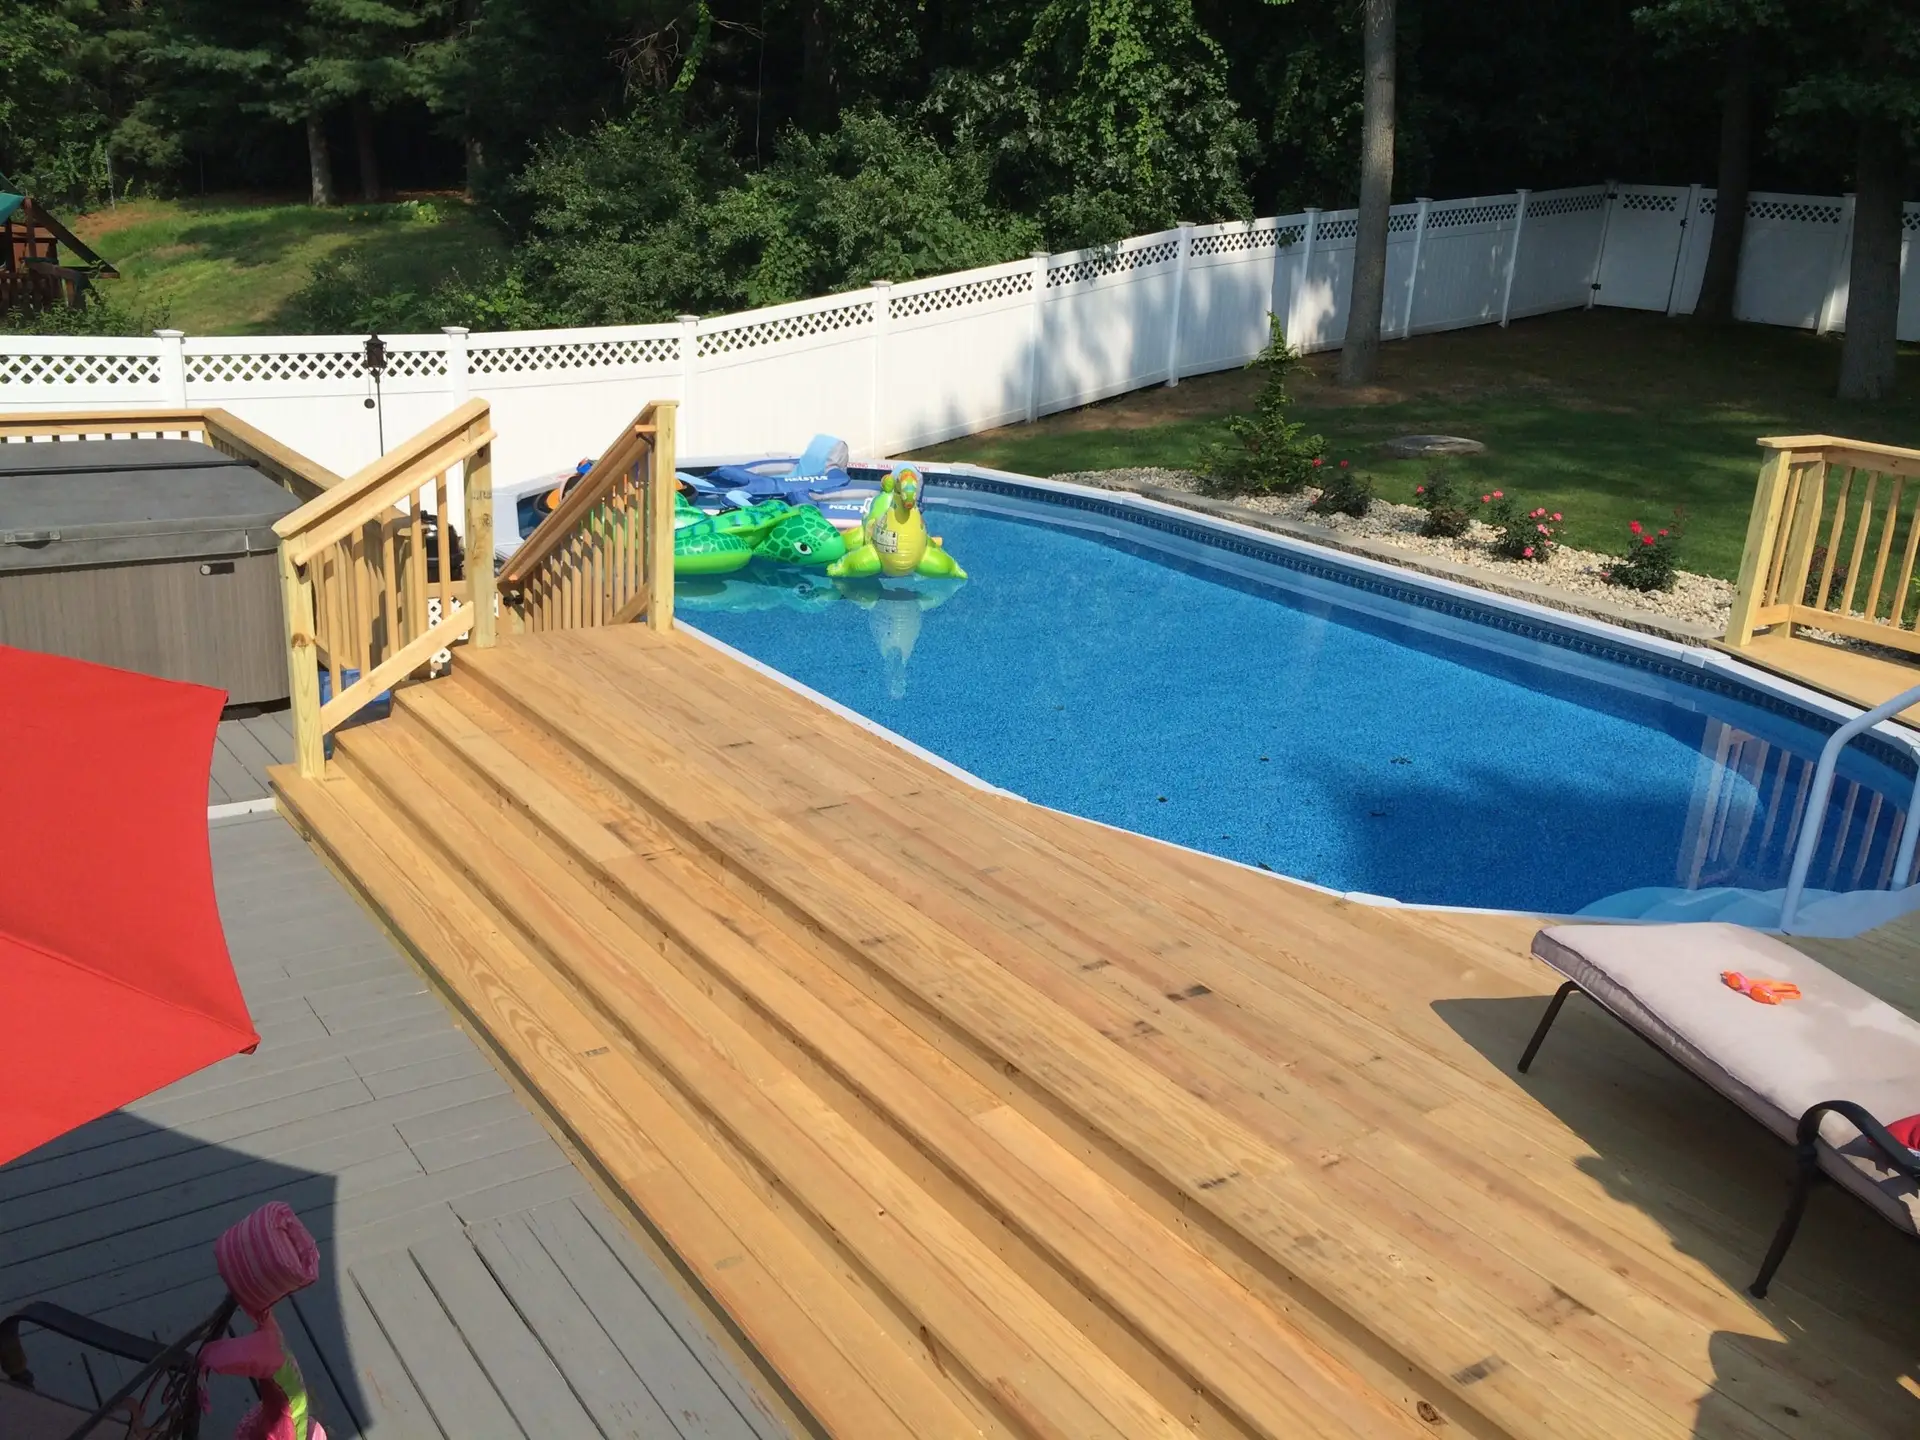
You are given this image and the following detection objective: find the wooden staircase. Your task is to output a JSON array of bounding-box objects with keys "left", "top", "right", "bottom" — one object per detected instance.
[{"left": 274, "top": 632, "right": 1432, "bottom": 1440}]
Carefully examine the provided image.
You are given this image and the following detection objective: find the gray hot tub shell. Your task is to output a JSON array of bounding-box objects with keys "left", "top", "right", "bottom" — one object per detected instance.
[{"left": 0, "top": 438, "right": 299, "bottom": 704}]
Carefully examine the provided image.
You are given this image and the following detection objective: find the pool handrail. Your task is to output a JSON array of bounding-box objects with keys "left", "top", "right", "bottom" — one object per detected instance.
[{"left": 1779, "top": 681, "right": 1920, "bottom": 931}]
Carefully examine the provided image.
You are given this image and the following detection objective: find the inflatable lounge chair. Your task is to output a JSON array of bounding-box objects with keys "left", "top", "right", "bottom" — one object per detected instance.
[{"left": 1519, "top": 922, "right": 1920, "bottom": 1297}]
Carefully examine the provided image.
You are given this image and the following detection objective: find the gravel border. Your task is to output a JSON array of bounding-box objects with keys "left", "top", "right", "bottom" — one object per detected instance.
[{"left": 1052, "top": 467, "right": 1731, "bottom": 644}]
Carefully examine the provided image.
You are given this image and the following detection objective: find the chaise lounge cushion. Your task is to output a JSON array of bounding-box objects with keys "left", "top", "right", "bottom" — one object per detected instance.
[{"left": 1532, "top": 922, "right": 1920, "bottom": 1234}]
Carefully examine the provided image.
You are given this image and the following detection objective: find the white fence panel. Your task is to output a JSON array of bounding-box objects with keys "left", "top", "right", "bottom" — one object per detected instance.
[
  {"left": 1408, "top": 195, "right": 1518, "bottom": 333},
  {"left": 1730, "top": 194, "right": 1848, "bottom": 330},
  {"left": 689, "top": 292, "right": 878, "bottom": 456},
  {"left": 1507, "top": 187, "right": 1607, "bottom": 318},
  {"left": 883, "top": 259, "right": 1035, "bottom": 453},
  {"left": 1176, "top": 218, "right": 1300, "bottom": 375},
  {"left": 1595, "top": 186, "right": 1689, "bottom": 310},
  {"left": 1902, "top": 207, "right": 1920, "bottom": 343},
  {"left": 1036, "top": 229, "right": 1184, "bottom": 414},
  {"left": 468, "top": 324, "right": 683, "bottom": 483},
  {"left": 1288, "top": 209, "right": 1354, "bottom": 352}
]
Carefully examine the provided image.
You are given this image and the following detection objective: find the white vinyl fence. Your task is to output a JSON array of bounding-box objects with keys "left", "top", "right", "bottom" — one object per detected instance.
[{"left": 5, "top": 181, "right": 1919, "bottom": 508}]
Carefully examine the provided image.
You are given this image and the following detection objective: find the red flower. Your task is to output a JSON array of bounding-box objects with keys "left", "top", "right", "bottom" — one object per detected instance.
[
  {"left": 1537, "top": 523, "right": 1550, "bottom": 534},
  {"left": 1522, "top": 546, "right": 1535, "bottom": 558},
  {"left": 1629, "top": 521, "right": 1642, "bottom": 535},
  {"left": 1415, "top": 485, "right": 1426, "bottom": 494},
  {"left": 1339, "top": 459, "right": 1350, "bottom": 468},
  {"left": 1493, "top": 490, "right": 1504, "bottom": 499},
  {"left": 1481, "top": 494, "right": 1491, "bottom": 503},
  {"left": 1642, "top": 535, "right": 1656, "bottom": 546},
  {"left": 1312, "top": 457, "right": 1323, "bottom": 467},
  {"left": 1658, "top": 529, "right": 1669, "bottom": 537},
  {"left": 1551, "top": 512, "right": 1562, "bottom": 521}
]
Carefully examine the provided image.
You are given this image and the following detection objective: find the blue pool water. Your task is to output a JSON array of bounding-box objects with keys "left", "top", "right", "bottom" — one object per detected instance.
[{"left": 678, "top": 485, "right": 1917, "bottom": 914}]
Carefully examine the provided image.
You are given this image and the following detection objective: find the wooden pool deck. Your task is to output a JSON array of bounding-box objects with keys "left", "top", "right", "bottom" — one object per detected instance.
[
  {"left": 1723, "top": 630, "right": 1920, "bottom": 728},
  {"left": 271, "top": 623, "right": 1920, "bottom": 1440}
]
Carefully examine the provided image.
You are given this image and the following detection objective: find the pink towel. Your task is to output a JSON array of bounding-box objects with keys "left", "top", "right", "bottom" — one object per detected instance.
[{"left": 214, "top": 1202, "right": 319, "bottom": 1319}]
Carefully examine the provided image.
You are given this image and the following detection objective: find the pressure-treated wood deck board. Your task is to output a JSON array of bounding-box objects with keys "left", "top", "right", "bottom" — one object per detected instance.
[
  {"left": 1724, "top": 629, "right": 1920, "bottom": 726},
  {"left": 457, "top": 623, "right": 1920, "bottom": 1440}
]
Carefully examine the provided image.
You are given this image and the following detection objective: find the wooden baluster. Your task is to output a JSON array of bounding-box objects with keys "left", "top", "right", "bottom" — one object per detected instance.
[
  {"left": 1813, "top": 466, "right": 1854, "bottom": 613},
  {"left": 280, "top": 545, "right": 324, "bottom": 779},
  {"left": 1841, "top": 472, "right": 1879, "bottom": 616},
  {"left": 1763, "top": 462, "right": 1807, "bottom": 608},
  {"left": 464, "top": 435, "right": 496, "bottom": 649},
  {"left": 380, "top": 513, "right": 401, "bottom": 654},
  {"left": 407, "top": 488, "right": 428, "bottom": 647},
  {"left": 356, "top": 519, "right": 379, "bottom": 668},
  {"left": 434, "top": 472, "right": 453, "bottom": 648},
  {"left": 1779, "top": 462, "right": 1826, "bottom": 616},
  {"left": 325, "top": 545, "right": 350, "bottom": 699},
  {"left": 649, "top": 409, "right": 676, "bottom": 632},
  {"left": 1866, "top": 476, "right": 1905, "bottom": 622}
]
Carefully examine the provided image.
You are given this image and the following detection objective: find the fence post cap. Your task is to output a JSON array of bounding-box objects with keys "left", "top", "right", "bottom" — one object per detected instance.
[
  {"left": 1305, "top": 206, "right": 1322, "bottom": 214},
  {"left": 153, "top": 328, "right": 184, "bottom": 339},
  {"left": 676, "top": 313, "right": 700, "bottom": 323},
  {"left": 440, "top": 325, "right": 470, "bottom": 337},
  {"left": 871, "top": 278, "right": 892, "bottom": 288}
]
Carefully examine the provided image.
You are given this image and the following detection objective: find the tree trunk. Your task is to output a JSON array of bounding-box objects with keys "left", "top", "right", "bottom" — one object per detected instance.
[
  {"left": 1693, "top": 31, "right": 1752, "bottom": 325},
  {"left": 1340, "top": 0, "right": 1396, "bottom": 386},
  {"left": 464, "top": 135, "right": 484, "bottom": 198},
  {"left": 1837, "top": 121, "right": 1905, "bottom": 402},
  {"left": 800, "top": 2, "right": 834, "bottom": 128},
  {"left": 352, "top": 101, "right": 381, "bottom": 203},
  {"left": 306, "top": 111, "right": 337, "bottom": 206}
]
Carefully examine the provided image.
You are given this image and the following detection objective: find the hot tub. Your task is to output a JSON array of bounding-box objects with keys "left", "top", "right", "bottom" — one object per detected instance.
[{"left": 0, "top": 438, "right": 299, "bottom": 704}]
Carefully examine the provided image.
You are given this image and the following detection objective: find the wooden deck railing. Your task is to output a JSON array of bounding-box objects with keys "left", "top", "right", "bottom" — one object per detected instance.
[
  {"left": 1726, "top": 434, "right": 1920, "bottom": 654},
  {"left": 0, "top": 407, "right": 343, "bottom": 502},
  {"left": 497, "top": 399, "right": 676, "bottom": 635},
  {"left": 274, "top": 399, "right": 496, "bottom": 777}
]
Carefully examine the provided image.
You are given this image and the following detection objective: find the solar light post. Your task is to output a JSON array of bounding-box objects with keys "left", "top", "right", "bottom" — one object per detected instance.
[{"left": 362, "top": 332, "right": 389, "bottom": 455}]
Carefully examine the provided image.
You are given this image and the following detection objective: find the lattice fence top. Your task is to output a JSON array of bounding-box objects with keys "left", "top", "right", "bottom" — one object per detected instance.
[
  {"left": 1312, "top": 216, "right": 1360, "bottom": 242},
  {"left": 697, "top": 299, "right": 872, "bottom": 357},
  {"left": 1190, "top": 224, "right": 1286, "bottom": 258},
  {"left": 1426, "top": 200, "right": 1520, "bottom": 230},
  {"left": 1617, "top": 191, "right": 1680, "bottom": 213},
  {"left": 1047, "top": 238, "right": 1182, "bottom": 287},
  {"left": 1, "top": 351, "right": 163, "bottom": 387},
  {"left": 1906, "top": 208, "right": 1920, "bottom": 234},
  {"left": 1746, "top": 198, "right": 1845, "bottom": 225},
  {"left": 470, "top": 335, "right": 678, "bottom": 375},
  {"left": 1387, "top": 211, "right": 1420, "bottom": 235},
  {"left": 1526, "top": 191, "right": 1605, "bottom": 220},
  {"left": 186, "top": 347, "right": 444, "bottom": 385},
  {"left": 890, "top": 270, "right": 1030, "bottom": 319}
]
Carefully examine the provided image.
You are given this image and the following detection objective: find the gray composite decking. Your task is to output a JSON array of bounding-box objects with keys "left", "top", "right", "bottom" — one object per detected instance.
[
  {"left": 209, "top": 712, "right": 293, "bottom": 808},
  {"left": 0, "top": 812, "right": 790, "bottom": 1440}
]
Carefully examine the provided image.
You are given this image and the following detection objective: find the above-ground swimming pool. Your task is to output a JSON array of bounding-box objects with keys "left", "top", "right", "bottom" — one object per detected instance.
[{"left": 677, "top": 475, "right": 1919, "bottom": 915}]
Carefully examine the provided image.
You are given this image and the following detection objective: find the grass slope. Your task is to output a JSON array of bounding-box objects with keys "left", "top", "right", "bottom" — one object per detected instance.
[
  {"left": 915, "top": 309, "right": 1920, "bottom": 580},
  {"left": 69, "top": 195, "right": 505, "bottom": 335}
]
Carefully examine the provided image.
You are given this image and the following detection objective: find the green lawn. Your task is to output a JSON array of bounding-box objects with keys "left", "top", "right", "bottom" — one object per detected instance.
[
  {"left": 70, "top": 195, "right": 506, "bottom": 335},
  {"left": 915, "top": 309, "right": 1920, "bottom": 581}
]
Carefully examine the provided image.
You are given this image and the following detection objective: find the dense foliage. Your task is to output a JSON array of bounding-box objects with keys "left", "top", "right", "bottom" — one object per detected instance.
[{"left": 4, "top": 0, "right": 1915, "bottom": 335}]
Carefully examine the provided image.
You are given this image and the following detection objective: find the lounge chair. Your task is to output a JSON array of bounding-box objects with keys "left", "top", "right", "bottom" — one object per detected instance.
[
  {"left": 0, "top": 1294, "right": 236, "bottom": 1439},
  {"left": 1517, "top": 921, "right": 1920, "bottom": 1297}
]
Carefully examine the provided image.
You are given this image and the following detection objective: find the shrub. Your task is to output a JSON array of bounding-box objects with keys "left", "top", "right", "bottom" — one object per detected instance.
[
  {"left": 1199, "top": 314, "right": 1326, "bottom": 497},
  {"left": 1306, "top": 458, "right": 1373, "bottom": 517},
  {"left": 1478, "top": 491, "right": 1562, "bottom": 562},
  {"left": 1603, "top": 513, "right": 1683, "bottom": 592},
  {"left": 1411, "top": 465, "right": 1471, "bottom": 538}
]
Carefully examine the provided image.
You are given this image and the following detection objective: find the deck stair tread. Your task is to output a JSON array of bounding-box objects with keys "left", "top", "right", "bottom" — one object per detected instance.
[{"left": 270, "top": 623, "right": 1920, "bottom": 1440}]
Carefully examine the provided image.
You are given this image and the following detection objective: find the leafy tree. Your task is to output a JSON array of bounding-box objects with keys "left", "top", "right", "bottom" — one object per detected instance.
[
  {"left": 0, "top": 0, "right": 145, "bottom": 202},
  {"left": 1340, "top": 0, "right": 1394, "bottom": 385},
  {"left": 1200, "top": 315, "right": 1325, "bottom": 496}
]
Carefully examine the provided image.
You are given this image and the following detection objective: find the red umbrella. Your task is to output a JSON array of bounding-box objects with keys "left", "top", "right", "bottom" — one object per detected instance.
[{"left": 0, "top": 644, "right": 258, "bottom": 1165}]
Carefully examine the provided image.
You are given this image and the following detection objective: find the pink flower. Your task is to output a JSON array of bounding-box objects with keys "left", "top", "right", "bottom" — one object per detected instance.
[
  {"left": 1339, "top": 460, "right": 1350, "bottom": 468},
  {"left": 1312, "top": 457, "right": 1323, "bottom": 467},
  {"left": 1531, "top": 507, "right": 1545, "bottom": 518},
  {"left": 1522, "top": 546, "right": 1535, "bottom": 558},
  {"left": 1552, "top": 512, "right": 1562, "bottom": 521},
  {"left": 1415, "top": 485, "right": 1426, "bottom": 494},
  {"left": 1537, "top": 523, "right": 1550, "bottom": 534},
  {"left": 1481, "top": 494, "right": 1491, "bottom": 503},
  {"left": 1493, "top": 490, "right": 1504, "bottom": 499},
  {"left": 1629, "top": 521, "right": 1642, "bottom": 535},
  {"left": 1658, "top": 528, "right": 1668, "bottom": 537},
  {"left": 1642, "top": 535, "right": 1656, "bottom": 547}
]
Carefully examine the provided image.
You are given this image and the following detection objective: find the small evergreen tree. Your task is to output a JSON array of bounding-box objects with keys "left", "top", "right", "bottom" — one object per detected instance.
[{"left": 1199, "top": 313, "right": 1325, "bottom": 496}]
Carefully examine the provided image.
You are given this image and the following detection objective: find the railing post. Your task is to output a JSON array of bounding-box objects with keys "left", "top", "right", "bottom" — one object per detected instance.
[
  {"left": 1025, "top": 251, "right": 1049, "bottom": 424},
  {"left": 1817, "top": 194, "right": 1855, "bottom": 336},
  {"left": 464, "top": 411, "right": 496, "bottom": 650},
  {"left": 155, "top": 328, "right": 188, "bottom": 405},
  {"left": 1401, "top": 198, "right": 1430, "bottom": 339},
  {"left": 677, "top": 314, "right": 700, "bottom": 450},
  {"left": 1165, "top": 221, "right": 1194, "bottom": 386},
  {"left": 649, "top": 401, "right": 677, "bottom": 633},
  {"left": 1290, "top": 208, "right": 1321, "bottom": 349},
  {"left": 1587, "top": 181, "right": 1617, "bottom": 310},
  {"left": 1500, "top": 190, "right": 1529, "bottom": 327},
  {"left": 1726, "top": 445, "right": 1798, "bottom": 648},
  {"left": 279, "top": 544, "right": 325, "bottom": 778},
  {"left": 870, "top": 279, "right": 891, "bottom": 453}
]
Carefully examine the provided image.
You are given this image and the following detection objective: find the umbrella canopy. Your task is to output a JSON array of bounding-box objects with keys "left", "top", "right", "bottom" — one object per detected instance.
[{"left": 0, "top": 644, "right": 257, "bottom": 1164}]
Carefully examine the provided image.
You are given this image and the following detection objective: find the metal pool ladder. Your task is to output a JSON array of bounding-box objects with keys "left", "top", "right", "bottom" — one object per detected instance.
[{"left": 1779, "top": 682, "right": 1920, "bottom": 931}]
